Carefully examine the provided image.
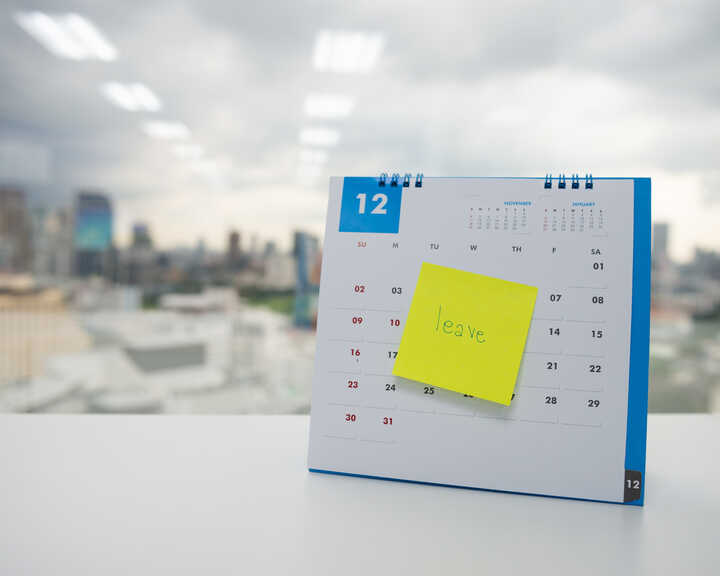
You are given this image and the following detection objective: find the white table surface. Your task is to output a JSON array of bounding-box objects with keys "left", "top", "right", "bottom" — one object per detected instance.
[{"left": 0, "top": 414, "right": 718, "bottom": 575}]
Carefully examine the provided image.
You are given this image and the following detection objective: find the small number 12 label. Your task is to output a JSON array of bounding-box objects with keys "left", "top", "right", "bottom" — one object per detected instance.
[{"left": 339, "top": 178, "right": 402, "bottom": 233}]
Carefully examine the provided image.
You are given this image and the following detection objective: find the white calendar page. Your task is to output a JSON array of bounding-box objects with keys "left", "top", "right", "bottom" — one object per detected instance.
[{"left": 308, "top": 176, "right": 643, "bottom": 503}]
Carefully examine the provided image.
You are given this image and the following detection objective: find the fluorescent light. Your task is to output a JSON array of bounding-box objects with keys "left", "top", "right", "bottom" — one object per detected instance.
[
  {"left": 173, "top": 144, "right": 205, "bottom": 160},
  {"left": 101, "top": 83, "right": 162, "bottom": 112},
  {"left": 15, "top": 12, "right": 117, "bottom": 61},
  {"left": 142, "top": 121, "right": 190, "bottom": 140},
  {"left": 313, "top": 30, "right": 384, "bottom": 73},
  {"left": 15, "top": 12, "right": 87, "bottom": 60},
  {"left": 300, "top": 149, "right": 328, "bottom": 164},
  {"left": 130, "top": 84, "right": 161, "bottom": 111},
  {"left": 304, "top": 93, "right": 354, "bottom": 118},
  {"left": 299, "top": 127, "right": 340, "bottom": 147},
  {"left": 62, "top": 14, "right": 117, "bottom": 61},
  {"left": 101, "top": 83, "right": 136, "bottom": 110}
]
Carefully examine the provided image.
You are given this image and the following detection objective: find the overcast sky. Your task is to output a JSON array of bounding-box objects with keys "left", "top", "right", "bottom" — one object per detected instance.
[{"left": 0, "top": 0, "right": 718, "bottom": 259}]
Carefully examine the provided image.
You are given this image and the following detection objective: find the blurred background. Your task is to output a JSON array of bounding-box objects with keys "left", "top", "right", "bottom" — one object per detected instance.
[{"left": 0, "top": 0, "right": 718, "bottom": 414}]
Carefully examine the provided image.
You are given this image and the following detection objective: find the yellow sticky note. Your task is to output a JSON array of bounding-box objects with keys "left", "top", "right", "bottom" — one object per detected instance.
[{"left": 392, "top": 262, "right": 537, "bottom": 406}]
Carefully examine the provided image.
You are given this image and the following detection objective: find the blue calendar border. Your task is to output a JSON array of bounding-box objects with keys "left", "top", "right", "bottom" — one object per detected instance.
[
  {"left": 623, "top": 177, "right": 651, "bottom": 506},
  {"left": 309, "top": 468, "right": 629, "bottom": 506},
  {"left": 311, "top": 176, "right": 650, "bottom": 506}
]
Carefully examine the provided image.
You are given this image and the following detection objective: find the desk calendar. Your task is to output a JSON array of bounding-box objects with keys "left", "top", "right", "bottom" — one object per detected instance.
[{"left": 308, "top": 175, "right": 650, "bottom": 505}]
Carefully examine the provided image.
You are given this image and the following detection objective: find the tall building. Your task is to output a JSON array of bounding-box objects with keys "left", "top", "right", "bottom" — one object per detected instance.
[
  {"left": 34, "top": 207, "right": 73, "bottom": 277},
  {"left": 263, "top": 240, "right": 277, "bottom": 257},
  {"left": 227, "top": 230, "right": 241, "bottom": 263},
  {"left": 124, "top": 222, "right": 156, "bottom": 286},
  {"left": 131, "top": 222, "right": 153, "bottom": 250},
  {"left": 0, "top": 188, "right": 33, "bottom": 272},
  {"left": 651, "top": 222, "right": 676, "bottom": 304},
  {"left": 73, "top": 192, "right": 113, "bottom": 277},
  {"left": 653, "top": 222, "right": 669, "bottom": 262},
  {"left": 293, "top": 231, "right": 321, "bottom": 328}
]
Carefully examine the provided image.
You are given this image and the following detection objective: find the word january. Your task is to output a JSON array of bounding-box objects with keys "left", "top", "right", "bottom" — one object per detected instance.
[{"left": 435, "top": 305, "right": 486, "bottom": 343}]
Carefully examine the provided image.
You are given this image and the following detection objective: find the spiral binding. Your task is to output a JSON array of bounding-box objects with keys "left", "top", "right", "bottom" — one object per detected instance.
[
  {"left": 379, "top": 173, "right": 593, "bottom": 189},
  {"left": 378, "top": 172, "right": 423, "bottom": 187},
  {"left": 544, "top": 173, "right": 593, "bottom": 190}
]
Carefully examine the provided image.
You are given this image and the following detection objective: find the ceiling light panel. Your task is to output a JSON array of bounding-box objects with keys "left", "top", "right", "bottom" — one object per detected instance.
[
  {"left": 304, "top": 93, "right": 355, "bottom": 118},
  {"left": 62, "top": 14, "right": 117, "bottom": 61},
  {"left": 313, "top": 30, "right": 384, "bottom": 73},
  {"left": 101, "top": 83, "right": 162, "bottom": 112},
  {"left": 142, "top": 121, "right": 190, "bottom": 140},
  {"left": 15, "top": 12, "right": 117, "bottom": 61},
  {"left": 299, "top": 128, "right": 340, "bottom": 147},
  {"left": 15, "top": 12, "right": 85, "bottom": 60},
  {"left": 299, "top": 149, "right": 329, "bottom": 164},
  {"left": 130, "top": 84, "right": 161, "bottom": 111}
]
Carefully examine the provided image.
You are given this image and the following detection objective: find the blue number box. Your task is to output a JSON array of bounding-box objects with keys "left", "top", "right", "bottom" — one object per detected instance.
[{"left": 339, "top": 177, "right": 402, "bottom": 234}]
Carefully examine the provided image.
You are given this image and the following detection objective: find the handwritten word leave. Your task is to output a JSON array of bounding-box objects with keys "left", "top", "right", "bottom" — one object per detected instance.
[
  {"left": 393, "top": 262, "right": 537, "bottom": 405},
  {"left": 435, "top": 305, "right": 486, "bottom": 343}
]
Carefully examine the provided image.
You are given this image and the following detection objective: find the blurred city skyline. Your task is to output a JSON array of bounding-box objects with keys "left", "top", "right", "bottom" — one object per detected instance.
[
  {"left": 0, "top": 182, "right": 323, "bottom": 414},
  {"left": 0, "top": 0, "right": 719, "bottom": 256}
]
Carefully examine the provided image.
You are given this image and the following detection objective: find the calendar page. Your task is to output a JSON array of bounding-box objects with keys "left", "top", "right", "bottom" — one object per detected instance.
[{"left": 308, "top": 176, "right": 650, "bottom": 505}]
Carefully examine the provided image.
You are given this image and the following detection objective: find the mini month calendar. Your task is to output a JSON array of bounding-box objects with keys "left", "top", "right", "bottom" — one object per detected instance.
[{"left": 308, "top": 174, "right": 650, "bottom": 505}]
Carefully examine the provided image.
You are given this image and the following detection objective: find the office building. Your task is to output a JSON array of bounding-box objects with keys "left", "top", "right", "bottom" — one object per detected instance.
[
  {"left": 0, "top": 188, "right": 33, "bottom": 272},
  {"left": 131, "top": 223, "right": 153, "bottom": 250},
  {"left": 293, "top": 230, "right": 321, "bottom": 327},
  {"left": 263, "top": 240, "right": 277, "bottom": 257},
  {"left": 34, "top": 207, "right": 73, "bottom": 277},
  {"left": 73, "top": 192, "right": 113, "bottom": 277},
  {"left": 227, "top": 230, "right": 241, "bottom": 265},
  {"left": 653, "top": 222, "right": 669, "bottom": 262}
]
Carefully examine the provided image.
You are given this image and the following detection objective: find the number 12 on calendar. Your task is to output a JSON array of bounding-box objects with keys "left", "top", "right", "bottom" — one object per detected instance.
[{"left": 339, "top": 177, "right": 403, "bottom": 233}]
